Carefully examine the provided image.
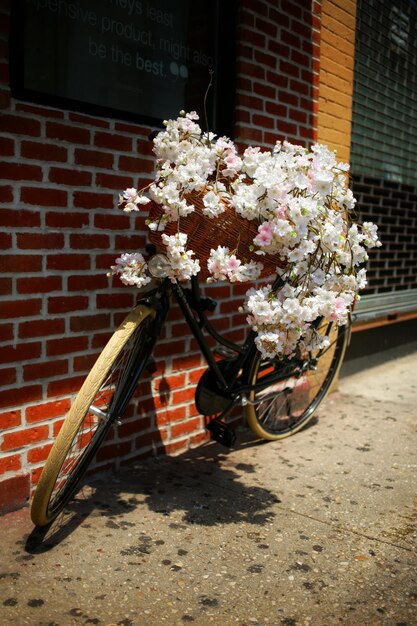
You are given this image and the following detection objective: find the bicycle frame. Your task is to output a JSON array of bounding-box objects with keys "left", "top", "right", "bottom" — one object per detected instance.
[{"left": 137, "top": 273, "right": 303, "bottom": 405}]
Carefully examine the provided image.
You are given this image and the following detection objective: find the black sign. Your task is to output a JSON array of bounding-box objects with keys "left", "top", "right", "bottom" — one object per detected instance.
[{"left": 11, "top": 0, "right": 236, "bottom": 133}]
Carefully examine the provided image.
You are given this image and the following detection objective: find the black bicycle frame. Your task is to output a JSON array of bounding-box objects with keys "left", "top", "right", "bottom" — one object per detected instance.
[
  {"left": 169, "top": 274, "right": 287, "bottom": 395},
  {"left": 132, "top": 273, "right": 349, "bottom": 410}
]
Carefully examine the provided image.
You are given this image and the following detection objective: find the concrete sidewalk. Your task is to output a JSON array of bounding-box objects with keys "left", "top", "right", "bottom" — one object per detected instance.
[{"left": 0, "top": 352, "right": 416, "bottom": 626}]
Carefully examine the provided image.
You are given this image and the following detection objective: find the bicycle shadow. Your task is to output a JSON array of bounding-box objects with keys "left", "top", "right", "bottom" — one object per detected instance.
[{"left": 25, "top": 429, "right": 281, "bottom": 553}]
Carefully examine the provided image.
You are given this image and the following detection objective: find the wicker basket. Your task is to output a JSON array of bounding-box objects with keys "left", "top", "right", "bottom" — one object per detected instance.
[{"left": 148, "top": 190, "right": 285, "bottom": 280}]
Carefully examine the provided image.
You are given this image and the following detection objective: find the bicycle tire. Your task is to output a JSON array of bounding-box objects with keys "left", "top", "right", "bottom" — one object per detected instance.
[
  {"left": 30, "top": 305, "right": 156, "bottom": 527},
  {"left": 245, "top": 320, "right": 349, "bottom": 441}
]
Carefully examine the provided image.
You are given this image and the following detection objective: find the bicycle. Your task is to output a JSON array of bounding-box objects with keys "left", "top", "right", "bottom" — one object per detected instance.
[{"left": 30, "top": 255, "right": 351, "bottom": 527}]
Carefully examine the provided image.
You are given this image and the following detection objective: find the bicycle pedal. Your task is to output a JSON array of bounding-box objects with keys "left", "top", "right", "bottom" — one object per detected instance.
[{"left": 206, "top": 420, "right": 236, "bottom": 448}]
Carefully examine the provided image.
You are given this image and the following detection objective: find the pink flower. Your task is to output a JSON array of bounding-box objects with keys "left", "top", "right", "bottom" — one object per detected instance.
[{"left": 254, "top": 222, "right": 273, "bottom": 247}]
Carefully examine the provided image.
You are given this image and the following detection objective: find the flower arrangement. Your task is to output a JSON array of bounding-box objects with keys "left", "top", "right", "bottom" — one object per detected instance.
[{"left": 111, "top": 111, "right": 380, "bottom": 359}]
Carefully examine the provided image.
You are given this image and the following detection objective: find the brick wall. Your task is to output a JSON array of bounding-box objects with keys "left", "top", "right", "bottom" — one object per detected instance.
[{"left": 0, "top": 0, "right": 320, "bottom": 513}]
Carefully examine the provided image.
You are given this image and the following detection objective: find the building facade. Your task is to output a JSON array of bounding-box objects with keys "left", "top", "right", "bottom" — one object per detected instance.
[{"left": 1, "top": 0, "right": 416, "bottom": 514}]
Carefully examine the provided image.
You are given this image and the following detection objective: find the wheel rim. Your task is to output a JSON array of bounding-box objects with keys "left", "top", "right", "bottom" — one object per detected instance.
[
  {"left": 249, "top": 321, "right": 347, "bottom": 436},
  {"left": 47, "top": 317, "right": 152, "bottom": 516}
]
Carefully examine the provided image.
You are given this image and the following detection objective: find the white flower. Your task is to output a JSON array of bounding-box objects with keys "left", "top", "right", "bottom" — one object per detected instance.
[
  {"left": 202, "top": 190, "right": 225, "bottom": 218},
  {"left": 109, "top": 253, "right": 151, "bottom": 288},
  {"left": 112, "top": 110, "right": 380, "bottom": 359}
]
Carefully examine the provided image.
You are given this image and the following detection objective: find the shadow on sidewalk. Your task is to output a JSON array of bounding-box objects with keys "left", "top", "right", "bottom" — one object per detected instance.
[{"left": 24, "top": 428, "right": 290, "bottom": 554}]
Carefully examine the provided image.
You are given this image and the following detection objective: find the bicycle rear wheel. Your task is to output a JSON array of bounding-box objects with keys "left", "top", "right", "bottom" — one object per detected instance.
[
  {"left": 31, "top": 305, "right": 156, "bottom": 527},
  {"left": 245, "top": 320, "right": 349, "bottom": 441}
]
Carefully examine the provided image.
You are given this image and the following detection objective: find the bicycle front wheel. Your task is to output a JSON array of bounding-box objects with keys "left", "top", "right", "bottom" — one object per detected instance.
[
  {"left": 245, "top": 320, "right": 349, "bottom": 441},
  {"left": 31, "top": 305, "right": 156, "bottom": 527}
]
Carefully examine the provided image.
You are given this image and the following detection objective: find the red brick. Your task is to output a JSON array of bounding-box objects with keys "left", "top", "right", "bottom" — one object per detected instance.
[
  {"left": 0, "top": 89, "right": 11, "bottom": 109},
  {"left": 282, "top": 0, "right": 302, "bottom": 19},
  {"left": 236, "top": 126, "right": 263, "bottom": 143},
  {"left": 119, "top": 155, "right": 154, "bottom": 174},
  {"left": 289, "top": 108, "right": 308, "bottom": 124},
  {"left": 73, "top": 352, "right": 100, "bottom": 372},
  {"left": 0, "top": 114, "right": 41, "bottom": 136},
  {"left": 0, "top": 136, "right": 14, "bottom": 156},
  {"left": 19, "top": 317, "right": 65, "bottom": 338},
  {"left": 68, "top": 274, "right": 108, "bottom": 292},
  {"left": 114, "top": 234, "right": 146, "bottom": 249},
  {"left": 46, "top": 211, "right": 89, "bottom": 229},
  {"left": 0, "top": 454, "right": 21, "bottom": 475},
  {"left": 49, "top": 167, "right": 92, "bottom": 186},
  {"left": 47, "top": 375, "right": 85, "bottom": 397},
  {"left": 253, "top": 82, "right": 276, "bottom": 99},
  {"left": 252, "top": 114, "right": 275, "bottom": 129},
  {"left": 0, "top": 185, "right": 13, "bottom": 203},
  {"left": 0, "top": 474, "right": 30, "bottom": 513},
  {"left": 17, "top": 276, "right": 62, "bottom": 295},
  {"left": 96, "top": 293, "right": 134, "bottom": 309},
  {"left": 136, "top": 137, "right": 154, "bottom": 157},
  {"left": 156, "top": 405, "right": 186, "bottom": 426},
  {"left": 0, "top": 162, "right": 43, "bottom": 181},
  {"left": 172, "top": 387, "right": 196, "bottom": 405},
  {"left": 266, "top": 71, "right": 289, "bottom": 89},
  {"left": 46, "top": 121, "right": 90, "bottom": 144},
  {"left": 280, "top": 60, "right": 300, "bottom": 78},
  {"left": 0, "top": 278, "right": 11, "bottom": 296},
  {"left": 0, "top": 233, "right": 11, "bottom": 249},
  {"left": 290, "top": 79, "right": 311, "bottom": 97},
  {"left": 254, "top": 49, "right": 277, "bottom": 69},
  {"left": 255, "top": 16, "right": 277, "bottom": 38},
  {"left": 48, "top": 295, "right": 89, "bottom": 314},
  {"left": 52, "top": 418, "right": 66, "bottom": 437},
  {"left": 27, "top": 443, "right": 54, "bottom": 464},
  {"left": 0, "top": 254, "right": 42, "bottom": 274},
  {"left": 279, "top": 91, "right": 299, "bottom": 106},
  {"left": 0, "top": 367, "right": 16, "bottom": 386},
  {"left": 24, "top": 359, "right": 68, "bottom": 382},
  {"left": 115, "top": 121, "right": 148, "bottom": 135},
  {"left": 2, "top": 425, "right": 49, "bottom": 452},
  {"left": 0, "top": 299, "right": 42, "bottom": 319},
  {"left": 96, "top": 172, "right": 134, "bottom": 190},
  {"left": 74, "top": 148, "right": 114, "bottom": 169},
  {"left": 0, "top": 385, "right": 42, "bottom": 410},
  {"left": 94, "top": 213, "right": 129, "bottom": 230},
  {"left": 0, "top": 341, "right": 42, "bottom": 365},
  {"left": 47, "top": 335, "right": 88, "bottom": 356},
  {"left": 30, "top": 466, "right": 43, "bottom": 486},
  {"left": 96, "top": 441, "right": 131, "bottom": 462},
  {"left": 172, "top": 354, "right": 202, "bottom": 371},
  {"left": 0, "top": 410, "right": 21, "bottom": 430},
  {"left": 69, "top": 112, "right": 109, "bottom": 128},
  {"left": 17, "top": 232, "right": 65, "bottom": 249},
  {"left": 94, "top": 132, "right": 132, "bottom": 152},
  {"left": 73, "top": 191, "right": 114, "bottom": 209},
  {"left": 26, "top": 398, "right": 71, "bottom": 423},
  {"left": 95, "top": 253, "right": 128, "bottom": 269},
  {"left": 47, "top": 254, "right": 90, "bottom": 270},
  {"left": 291, "top": 12, "right": 310, "bottom": 39},
  {"left": 117, "top": 417, "right": 152, "bottom": 438},
  {"left": 70, "top": 233, "right": 110, "bottom": 249},
  {"left": 21, "top": 140, "right": 67, "bottom": 162},
  {"left": 268, "top": 39, "right": 290, "bottom": 58},
  {"left": 265, "top": 101, "right": 288, "bottom": 117},
  {"left": 237, "top": 94, "right": 264, "bottom": 111},
  {"left": 239, "top": 61, "right": 265, "bottom": 81},
  {"left": 20, "top": 185, "right": 68, "bottom": 207},
  {"left": 171, "top": 417, "right": 201, "bottom": 439},
  {"left": 15, "top": 103, "right": 64, "bottom": 118},
  {"left": 0, "top": 323, "right": 13, "bottom": 342},
  {"left": 70, "top": 313, "right": 110, "bottom": 332},
  {"left": 0, "top": 208, "right": 40, "bottom": 227}
]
